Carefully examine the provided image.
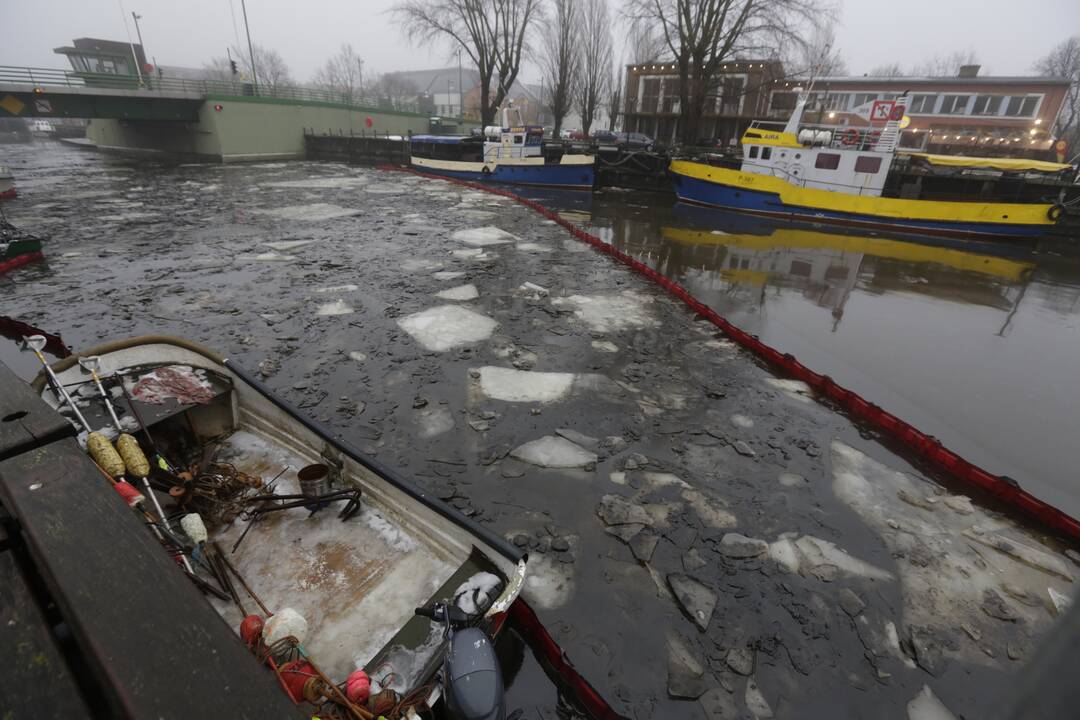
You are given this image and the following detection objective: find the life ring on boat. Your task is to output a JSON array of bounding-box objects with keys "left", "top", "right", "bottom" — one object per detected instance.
[
  {"left": 841, "top": 129, "right": 859, "bottom": 146},
  {"left": 1047, "top": 204, "right": 1065, "bottom": 222},
  {"left": 481, "top": 165, "right": 492, "bottom": 175}
]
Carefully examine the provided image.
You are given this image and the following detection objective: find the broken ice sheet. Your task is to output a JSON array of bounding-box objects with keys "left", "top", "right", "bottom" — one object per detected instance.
[
  {"left": 432, "top": 271, "right": 466, "bottom": 281},
  {"left": 476, "top": 366, "right": 574, "bottom": 403},
  {"left": 415, "top": 406, "right": 454, "bottom": 438},
  {"left": 551, "top": 291, "right": 659, "bottom": 333},
  {"left": 764, "top": 377, "right": 814, "bottom": 403},
  {"left": 316, "top": 300, "right": 354, "bottom": 316},
  {"left": 236, "top": 251, "right": 294, "bottom": 262},
  {"left": 516, "top": 242, "right": 552, "bottom": 253},
  {"left": 434, "top": 284, "right": 479, "bottom": 301},
  {"left": 265, "top": 240, "right": 317, "bottom": 251},
  {"left": 264, "top": 177, "right": 368, "bottom": 189},
  {"left": 397, "top": 305, "right": 498, "bottom": 352},
  {"left": 251, "top": 203, "right": 360, "bottom": 221},
  {"left": 451, "top": 226, "right": 518, "bottom": 246},
  {"left": 315, "top": 284, "right": 359, "bottom": 293},
  {"left": 510, "top": 435, "right": 597, "bottom": 469}
]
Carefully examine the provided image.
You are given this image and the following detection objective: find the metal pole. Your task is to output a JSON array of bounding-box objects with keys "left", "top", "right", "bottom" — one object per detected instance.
[
  {"left": 116, "top": 0, "right": 144, "bottom": 87},
  {"left": 457, "top": 49, "right": 463, "bottom": 119},
  {"left": 240, "top": 0, "right": 258, "bottom": 94},
  {"left": 357, "top": 58, "right": 364, "bottom": 100},
  {"left": 131, "top": 12, "right": 146, "bottom": 58}
]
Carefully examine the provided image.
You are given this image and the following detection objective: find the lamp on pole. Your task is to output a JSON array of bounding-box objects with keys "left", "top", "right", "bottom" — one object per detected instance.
[
  {"left": 240, "top": 0, "right": 259, "bottom": 94},
  {"left": 131, "top": 12, "right": 146, "bottom": 56}
]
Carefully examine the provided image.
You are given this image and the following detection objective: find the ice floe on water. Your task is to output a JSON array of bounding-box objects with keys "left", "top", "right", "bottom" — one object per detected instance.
[
  {"left": 476, "top": 367, "right": 574, "bottom": 403},
  {"left": 450, "top": 248, "right": 493, "bottom": 261},
  {"left": 520, "top": 550, "right": 574, "bottom": 609},
  {"left": 730, "top": 413, "right": 754, "bottom": 429},
  {"left": 415, "top": 405, "right": 455, "bottom": 438},
  {"left": 906, "top": 685, "right": 957, "bottom": 720},
  {"left": 237, "top": 251, "right": 294, "bottom": 262},
  {"left": 316, "top": 300, "right": 354, "bottom": 316},
  {"left": 434, "top": 284, "right": 479, "bottom": 301},
  {"left": 451, "top": 226, "right": 518, "bottom": 246},
  {"left": 831, "top": 440, "right": 1074, "bottom": 665},
  {"left": 551, "top": 290, "right": 659, "bottom": 333},
  {"left": 402, "top": 258, "right": 443, "bottom": 273},
  {"left": 362, "top": 183, "right": 401, "bottom": 194},
  {"left": 591, "top": 340, "right": 618, "bottom": 352},
  {"left": 455, "top": 208, "right": 496, "bottom": 220},
  {"left": 768, "top": 533, "right": 893, "bottom": 581},
  {"left": 252, "top": 203, "right": 360, "bottom": 221},
  {"left": 516, "top": 242, "right": 552, "bottom": 253},
  {"left": 265, "top": 240, "right": 317, "bottom": 251},
  {"left": 432, "top": 271, "right": 465, "bottom": 281},
  {"left": 348, "top": 351, "right": 367, "bottom": 363},
  {"left": 264, "top": 177, "right": 368, "bottom": 189},
  {"left": 397, "top": 305, "right": 498, "bottom": 352},
  {"left": 511, "top": 435, "right": 597, "bottom": 469},
  {"left": 316, "top": 284, "right": 359, "bottom": 293},
  {"left": 764, "top": 377, "right": 814, "bottom": 403}
]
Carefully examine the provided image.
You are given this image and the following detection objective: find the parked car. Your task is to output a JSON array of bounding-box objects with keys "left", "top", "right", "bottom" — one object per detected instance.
[
  {"left": 558, "top": 128, "right": 576, "bottom": 139},
  {"left": 591, "top": 129, "right": 618, "bottom": 144},
  {"left": 617, "top": 132, "right": 657, "bottom": 151},
  {"left": 568, "top": 129, "right": 586, "bottom": 141}
]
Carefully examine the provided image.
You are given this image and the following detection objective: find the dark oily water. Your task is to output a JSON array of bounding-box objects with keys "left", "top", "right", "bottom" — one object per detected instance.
[{"left": 1, "top": 141, "right": 1076, "bottom": 719}]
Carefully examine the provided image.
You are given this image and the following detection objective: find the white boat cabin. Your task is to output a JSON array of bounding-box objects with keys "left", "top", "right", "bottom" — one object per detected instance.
[
  {"left": 739, "top": 92, "right": 909, "bottom": 198},
  {"left": 482, "top": 106, "right": 544, "bottom": 163}
]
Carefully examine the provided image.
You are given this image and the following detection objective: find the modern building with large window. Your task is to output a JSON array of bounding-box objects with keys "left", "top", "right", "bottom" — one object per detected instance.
[{"left": 622, "top": 62, "right": 1070, "bottom": 158}]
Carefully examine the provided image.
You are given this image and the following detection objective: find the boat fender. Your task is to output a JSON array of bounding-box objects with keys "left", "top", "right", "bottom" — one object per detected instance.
[
  {"left": 88, "top": 432, "right": 125, "bottom": 478},
  {"left": 180, "top": 513, "right": 208, "bottom": 545},
  {"left": 116, "top": 433, "right": 150, "bottom": 477},
  {"left": 482, "top": 165, "right": 492, "bottom": 175},
  {"left": 1048, "top": 204, "right": 1065, "bottom": 222},
  {"left": 239, "top": 614, "right": 264, "bottom": 647},
  {"left": 264, "top": 607, "right": 309, "bottom": 646},
  {"left": 112, "top": 480, "right": 145, "bottom": 508},
  {"left": 346, "top": 670, "right": 371, "bottom": 705},
  {"left": 841, "top": 129, "right": 859, "bottom": 146}
]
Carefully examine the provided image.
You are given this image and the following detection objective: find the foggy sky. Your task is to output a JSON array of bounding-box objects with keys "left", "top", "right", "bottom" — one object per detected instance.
[{"left": 0, "top": 0, "right": 1077, "bottom": 84}]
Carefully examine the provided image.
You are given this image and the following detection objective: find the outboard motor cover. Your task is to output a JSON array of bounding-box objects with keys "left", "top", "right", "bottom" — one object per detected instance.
[{"left": 445, "top": 627, "right": 505, "bottom": 720}]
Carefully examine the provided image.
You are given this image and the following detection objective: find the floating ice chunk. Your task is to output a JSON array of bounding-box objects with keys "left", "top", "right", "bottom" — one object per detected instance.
[
  {"left": 731, "top": 414, "right": 754, "bottom": 429},
  {"left": 1049, "top": 586, "right": 1072, "bottom": 614},
  {"left": 745, "top": 677, "right": 774, "bottom": 719},
  {"left": 609, "top": 472, "right": 627, "bottom": 485},
  {"left": 778, "top": 472, "right": 808, "bottom": 488},
  {"left": 768, "top": 533, "right": 892, "bottom": 581},
  {"left": 519, "top": 281, "right": 549, "bottom": 297},
  {"left": 265, "top": 239, "right": 317, "bottom": 251},
  {"left": 964, "top": 527, "right": 1073, "bottom": 581},
  {"left": 551, "top": 291, "right": 659, "bottom": 333},
  {"left": 316, "top": 284, "right": 359, "bottom": 293},
  {"left": 403, "top": 258, "right": 443, "bottom": 273},
  {"left": 434, "top": 284, "right": 479, "bottom": 301},
  {"left": 265, "top": 177, "right": 368, "bottom": 189},
  {"left": 642, "top": 472, "right": 691, "bottom": 489},
  {"left": 348, "top": 351, "right": 367, "bottom": 362},
  {"left": 432, "top": 271, "right": 466, "bottom": 281},
  {"left": 237, "top": 251, "right": 294, "bottom": 262},
  {"left": 764, "top": 377, "right": 814, "bottom": 403},
  {"left": 516, "top": 242, "right": 552, "bottom": 253},
  {"left": 477, "top": 367, "right": 574, "bottom": 403},
  {"left": 680, "top": 488, "right": 737, "bottom": 528},
  {"left": 416, "top": 406, "right": 454, "bottom": 438},
  {"left": 398, "top": 305, "right": 498, "bottom": 352},
  {"left": 253, "top": 203, "right": 360, "bottom": 221},
  {"left": 456, "top": 209, "right": 496, "bottom": 220},
  {"left": 591, "top": 340, "right": 618, "bottom": 353},
  {"left": 451, "top": 226, "right": 518, "bottom": 246},
  {"left": 451, "top": 248, "right": 491, "bottom": 260},
  {"left": 510, "top": 436, "right": 597, "bottom": 468},
  {"left": 316, "top": 300, "right": 354, "bottom": 316},
  {"left": 362, "top": 183, "right": 402, "bottom": 194},
  {"left": 522, "top": 552, "right": 573, "bottom": 609},
  {"left": 906, "top": 685, "right": 957, "bottom": 720}
]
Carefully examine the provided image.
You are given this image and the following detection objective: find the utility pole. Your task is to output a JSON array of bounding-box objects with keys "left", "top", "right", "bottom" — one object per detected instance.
[
  {"left": 357, "top": 58, "right": 364, "bottom": 100},
  {"left": 131, "top": 12, "right": 146, "bottom": 59},
  {"left": 116, "top": 0, "right": 143, "bottom": 87},
  {"left": 240, "top": 0, "right": 258, "bottom": 94},
  {"left": 457, "top": 49, "right": 463, "bottom": 120}
]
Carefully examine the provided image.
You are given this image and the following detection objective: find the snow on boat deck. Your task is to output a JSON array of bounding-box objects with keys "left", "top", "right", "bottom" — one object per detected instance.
[{"left": 210, "top": 430, "right": 456, "bottom": 681}]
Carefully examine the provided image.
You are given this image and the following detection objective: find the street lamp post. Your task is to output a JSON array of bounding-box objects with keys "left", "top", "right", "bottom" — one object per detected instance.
[{"left": 240, "top": 0, "right": 259, "bottom": 94}]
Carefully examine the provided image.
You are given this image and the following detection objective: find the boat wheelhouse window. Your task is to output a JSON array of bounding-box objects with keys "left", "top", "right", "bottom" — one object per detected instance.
[
  {"left": 972, "top": 95, "right": 1004, "bottom": 115},
  {"left": 908, "top": 94, "right": 937, "bottom": 114},
  {"left": 761, "top": 147, "right": 772, "bottom": 160},
  {"left": 940, "top": 95, "right": 970, "bottom": 114},
  {"left": 748, "top": 146, "right": 759, "bottom": 159},
  {"left": 854, "top": 155, "right": 882, "bottom": 173},
  {"left": 513, "top": 135, "right": 523, "bottom": 144},
  {"left": 815, "top": 153, "right": 841, "bottom": 170}
]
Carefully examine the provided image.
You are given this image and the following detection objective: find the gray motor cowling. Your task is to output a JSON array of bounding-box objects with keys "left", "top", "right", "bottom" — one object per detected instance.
[{"left": 445, "top": 627, "right": 505, "bottom": 720}]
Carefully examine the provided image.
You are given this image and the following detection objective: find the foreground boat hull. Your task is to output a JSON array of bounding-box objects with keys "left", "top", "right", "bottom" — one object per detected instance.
[
  {"left": 670, "top": 160, "right": 1056, "bottom": 239},
  {"left": 411, "top": 155, "right": 595, "bottom": 190}
]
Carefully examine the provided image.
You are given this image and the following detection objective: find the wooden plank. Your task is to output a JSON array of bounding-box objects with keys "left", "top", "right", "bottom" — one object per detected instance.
[
  {"left": 0, "top": 439, "right": 300, "bottom": 719},
  {"left": 0, "top": 361, "right": 75, "bottom": 461},
  {"left": 0, "top": 549, "right": 92, "bottom": 719}
]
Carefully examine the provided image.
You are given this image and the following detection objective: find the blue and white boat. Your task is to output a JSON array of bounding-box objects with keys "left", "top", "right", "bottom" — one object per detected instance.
[{"left": 410, "top": 107, "right": 595, "bottom": 190}]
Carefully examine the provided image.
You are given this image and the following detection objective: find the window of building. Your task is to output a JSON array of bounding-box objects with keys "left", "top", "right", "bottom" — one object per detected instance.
[
  {"left": 720, "top": 76, "right": 745, "bottom": 114},
  {"left": 854, "top": 155, "right": 882, "bottom": 173},
  {"left": 1005, "top": 95, "right": 1040, "bottom": 117},
  {"left": 815, "top": 153, "right": 841, "bottom": 170},
  {"left": 761, "top": 147, "right": 772, "bottom": 160},
  {"left": 749, "top": 146, "right": 759, "bottom": 159},
  {"left": 940, "top": 95, "right": 969, "bottom": 114},
  {"left": 640, "top": 78, "right": 661, "bottom": 113},
  {"left": 971, "top": 95, "right": 1003, "bottom": 115},
  {"left": 908, "top": 94, "right": 937, "bottom": 113},
  {"left": 770, "top": 91, "right": 797, "bottom": 111},
  {"left": 851, "top": 93, "right": 878, "bottom": 108},
  {"left": 823, "top": 93, "right": 850, "bottom": 111}
]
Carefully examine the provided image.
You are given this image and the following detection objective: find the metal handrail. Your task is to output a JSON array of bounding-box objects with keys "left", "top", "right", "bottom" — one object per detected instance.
[{"left": 0, "top": 65, "right": 423, "bottom": 114}]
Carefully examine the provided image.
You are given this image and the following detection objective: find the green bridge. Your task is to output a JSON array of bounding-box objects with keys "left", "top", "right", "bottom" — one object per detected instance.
[{"left": 0, "top": 66, "right": 468, "bottom": 162}]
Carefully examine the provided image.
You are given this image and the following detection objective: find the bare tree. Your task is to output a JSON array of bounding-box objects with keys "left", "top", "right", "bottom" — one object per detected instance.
[
  {"left": 787, "top": 24, "right": 846, "bottom": 79},
  {"left": 866, "top": 62, "right": 905, "bottom": 77},
  {"left": 203, "top": 45, "right": 293, "bottom": 95},
  {"left": 577, "top": 0, "right": 612, "bottom": 136},
  {"left": 394, "top": 0, "right": 541, "bottom": 126},
  {"left": 1035, "top": 36, "right": 1080, "bottom": 155},
  {"left": 540, "top": 0, "right": 578, "bottom": 136},
  {"left": 626, "top": 0, "right": 828, "bottom": 145},
  {"left": 313, "top": 44, "right": 364, "bottom": 104},
  {"left": 627, "top": 22, "right": 668, "bottom": 63},
  {"left": 912, "top": 50, "right": 979, "bottom": 77},
  {"left": 607, "top": 59, "right": 622, "bottom": 131},
  {"left": 373, "top": 73, "right": 421, "bottom": 111}
]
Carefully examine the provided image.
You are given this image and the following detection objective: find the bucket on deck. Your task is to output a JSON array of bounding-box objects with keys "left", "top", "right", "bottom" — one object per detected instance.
[{"left": 297, "top": 464, "right": 329, "bottom": 498}]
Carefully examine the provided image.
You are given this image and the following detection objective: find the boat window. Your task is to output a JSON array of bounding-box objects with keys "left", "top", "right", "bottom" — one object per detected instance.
[
  {"left": 761, "top": 147, "right": 772, "bottom": 160},
  {"left": 513, "top": 135, "right": 523, "bottom": 144},
  {"left": 854, "top": 155, "right": 882, "bottom": 173},
  {"left": 749, "top": 146, "right": 759, "bottom": 159},
  {"left": 815, "top": 153, "right": 841, "bottom": 170}
]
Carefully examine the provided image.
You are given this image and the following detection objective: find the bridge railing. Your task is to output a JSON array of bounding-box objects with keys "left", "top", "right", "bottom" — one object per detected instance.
[{"left": 0, "top": 65, "right": 422, "bottom": 114}]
